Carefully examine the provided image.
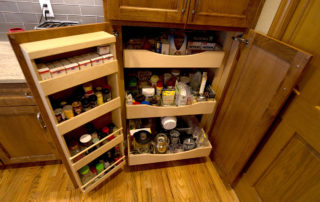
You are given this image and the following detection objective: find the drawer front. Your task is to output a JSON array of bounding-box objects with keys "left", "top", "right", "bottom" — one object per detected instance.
[{"left": 0, "top": 83, "right": 35, "bottom": 106}]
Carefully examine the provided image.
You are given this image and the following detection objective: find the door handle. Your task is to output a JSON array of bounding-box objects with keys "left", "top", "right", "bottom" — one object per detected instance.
[
  {"left": 181, "top": 0, "right": 188, "bottom": 13},
  {"left": 36, "top": 112, "right": 47, "bottom": 129},
  {"left": 192, "top": 0, "right": 199, "bottom": 14},
  {"left": 24, "top": 91, "right": 33, "bottom": 99}
]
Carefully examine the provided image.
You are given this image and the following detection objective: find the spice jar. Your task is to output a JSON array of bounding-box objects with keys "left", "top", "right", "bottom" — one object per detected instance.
[
  {"left": 83, "top": 83, "right": 93, "bottom": 93},
  {"left": 102, "top": 88, "right": 112, "bottom": 102},
  {"left": 72, "top": 100, "right": 82, "bottom": 115},
  {"left": 60, "top": 101, "right": 67, "bottom": 108},
  {"left": 81, "top": 98, "right": 91, "bottom": 111},
  {"left": 63, "top": 105, "right": 74, "bottom": 119},
  {"left": 54, "top": 108, "right": 65, "bottom": 123},
  {"left": 96, "top": 91, "right": 104, "bottom": 106},
  {"left": 96, "top": 162, "right": 104, "bottom": 174},
  {"left": 80, "top": 134, "right": 92, "bottom": 150},
  {"left": 79, "top": 165, "right": 95, "bottom": 185},
  {"left": 155, "top": 133, "right": 169, "bottom": 154},
  {"left": 69, "top": 141, "right": 85, "bottom": 162},
  {"left": 89, "top": 94, "right": 97, "bottom": 108}
]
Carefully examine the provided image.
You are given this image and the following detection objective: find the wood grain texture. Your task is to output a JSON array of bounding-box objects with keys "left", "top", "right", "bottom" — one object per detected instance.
[
  {"left": 7, "top": 23, "right": 113, "bottom": 187},
  {"left": 107, "top": 0, "right": 189, "bottom": 24},
  {"left": 0, "top": 106, "right": 59, "bottom": 164},
  {"left": 210, "top": 30, "right": 311, "bottom": 185},
  {"left": 0, "top": 158, "right": 239, "bottom": 202},
  {"left": 187, "top": 0, "right": 264, "bottom": 28}
]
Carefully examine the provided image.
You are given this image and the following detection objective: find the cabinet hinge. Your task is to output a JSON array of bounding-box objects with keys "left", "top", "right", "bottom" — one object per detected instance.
[
  {"left": 232, "top": 36, "right": 249, "bottom": 46},
  {"left": 113, "top": 31, "right": 119, "bottom": 38}
]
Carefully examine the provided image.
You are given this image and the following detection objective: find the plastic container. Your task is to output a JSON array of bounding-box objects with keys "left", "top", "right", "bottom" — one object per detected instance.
[
  {"left": 161, "top": 116, "right": 177, "bottom": 130},
  {"left": 96, "top": 162, "right": 104, "bottom": 174},
  {"left": 80, "top": 134, "right": 92, "bottom": 148},
  {"left": 79, "top": 165, "right": 95, "bottom": 185}
]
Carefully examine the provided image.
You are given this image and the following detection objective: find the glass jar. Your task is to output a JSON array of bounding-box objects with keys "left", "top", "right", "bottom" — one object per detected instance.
[
  {"left": 89, "top": 94, "right": 97, "bottom": 108},
  {"left": 69, "top": 141, "right": 85, "bottom": 162},
  {"left": 102, "top": 88, "right": 112, "bottom": 102},
  {"left": 96, "top": 91, "right": 104, "bottom": 106},
  {"left": 81, "top": 98, "right": 91, "bottom": 112},
  {"left": 79, "top": 165, "right": 95, "bottom": 185},
  {"left": 54, "top": 108, "right": 65, "bottom": 123},
  {"left": 63, "top": 105, "right": 74, "bottom": 119},
  {"left": 72, "top": 100, "right": 82, "bottom": 115},
  {"left": 79, "top": 134, "right": 92, "bottom": 150}
]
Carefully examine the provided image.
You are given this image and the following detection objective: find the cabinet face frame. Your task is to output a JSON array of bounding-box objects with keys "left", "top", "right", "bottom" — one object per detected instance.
[{"left": 7, "top": 23, "right": 124, "bottom": 189}]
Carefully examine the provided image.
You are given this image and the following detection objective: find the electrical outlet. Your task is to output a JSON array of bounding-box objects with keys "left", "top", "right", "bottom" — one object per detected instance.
[{"left": 39, "top": 0, "right": 54, "bottom": 18}]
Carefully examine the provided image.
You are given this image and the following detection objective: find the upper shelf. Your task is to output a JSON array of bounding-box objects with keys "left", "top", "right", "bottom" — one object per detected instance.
[
  {"left": 40, "top": 60, "right": 118, "bottom": 96},
  {"left": 123, "top": 49, "right": 225, "bottom": 68},
  {"left": 20, "top": 31, "right": 115, "bottom": 59}
]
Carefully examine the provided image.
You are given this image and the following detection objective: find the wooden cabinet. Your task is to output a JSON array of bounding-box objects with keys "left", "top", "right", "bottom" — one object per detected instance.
[
  {"left": 0, "top": 83, "right": 59, "bottom": 165},
  {"left": 106, "top": 0, "right": 264, "bottom": 28},
  {"left": 107, "top": 0, "right": 189, "bottom": 24},
  {"left": 187, "top": 0, "right": 263, "bottom": 28},
  {"left": 0, "top": 105, "right": 59, "bottom": 165}
]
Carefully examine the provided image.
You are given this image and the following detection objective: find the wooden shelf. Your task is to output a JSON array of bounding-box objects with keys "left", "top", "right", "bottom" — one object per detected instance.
[
  {"left": 72, "top": 133, "right": 123, "bottom": 171},
  {"left": 124, "top": 49, "right": 225, "bottom": 68},
  {"left": 69, "top": 128, "right": 122, "bottom": 162},
  {"left": 128, "top": 142, "right": 212, "bottom": 166},
  {"left": 81, "top": 157, "right": 126, "bottom": 193},
  {"left": 20, "top": 31, "right": 115, "bottom": 59},
  {"left": 128, "top": 129, "right": 212, "bottom": 166},
  {"left": 40, "top": 60, "right": 118, "bottom": 95},
  {"left": 126, "top": 100, "right": 216, "bottom": 119},
  {"left": 57, "top": 97, "right": 121, "bottom": 135}
]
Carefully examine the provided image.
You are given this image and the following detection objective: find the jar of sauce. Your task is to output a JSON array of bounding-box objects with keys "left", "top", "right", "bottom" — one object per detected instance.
[
  {"left": 72, "top": 101, "right": 82, "bottom": 115},
  {"left": 63, "top": 105, "right": 74, "bottom": 119}
]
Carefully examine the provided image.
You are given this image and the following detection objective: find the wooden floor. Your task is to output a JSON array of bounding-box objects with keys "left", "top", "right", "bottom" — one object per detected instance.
[{"left": 0, "top": 157, "right": 239, "bottom": 202}]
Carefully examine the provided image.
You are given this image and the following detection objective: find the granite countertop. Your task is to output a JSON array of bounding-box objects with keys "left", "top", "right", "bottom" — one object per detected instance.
[{"left": 0, "top": 41, "right": 26, "bottom": 83}]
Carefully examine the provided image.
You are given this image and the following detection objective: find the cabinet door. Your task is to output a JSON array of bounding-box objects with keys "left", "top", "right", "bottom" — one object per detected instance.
[
  {"left": 107, "top": 0, "right": 189, "bottom": 24},
  {"left": 210, "top": 30, "right": 312, "bottom": 185},
  {"left": 187, "top": 0, "right": 263, "bottom": 28},
  {"left": 0, "top": 106, "right": 59, "bottom": 164}
]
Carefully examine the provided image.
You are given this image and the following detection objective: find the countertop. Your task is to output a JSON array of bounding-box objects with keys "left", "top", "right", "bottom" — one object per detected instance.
[{"left": 0, "top": 41, "right": 26, "bottom": 83}]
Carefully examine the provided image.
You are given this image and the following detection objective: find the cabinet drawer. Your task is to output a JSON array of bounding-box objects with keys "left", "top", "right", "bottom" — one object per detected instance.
[{"left": 0, "top": 83, "right": 35, "bottom": 106}]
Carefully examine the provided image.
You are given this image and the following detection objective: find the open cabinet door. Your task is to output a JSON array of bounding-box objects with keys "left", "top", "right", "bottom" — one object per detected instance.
[
  {"left": 210, "top": 30, "right": 312, "bottom": 185},
  {"left": 8, "top": 23, "right": 125, "bottom": 193}
]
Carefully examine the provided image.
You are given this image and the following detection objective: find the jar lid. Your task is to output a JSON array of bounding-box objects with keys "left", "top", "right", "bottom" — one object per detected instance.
[
  {"left": 171, "top": 69, "right": 180, "bottom": 76},
  {"left": 161, "top": 116, "right": 177, "bottom": 130},
  {"left": 63, "top": 105, "right": 73, "bottom": 111},
  {"left": 96, "top": 162, "right": 104, "bottom": 171},
  {"left": 102, "top": 127, "right": 109, "bottom": 134},
  {"left": 54, "top": 108, "right": 63, "bottom": 114},
  {"left": 79, "top": 165, "right": 89, "bottom": 175},
  {"left": 80, "top": 134, "right": 92, "bottom": 143}
]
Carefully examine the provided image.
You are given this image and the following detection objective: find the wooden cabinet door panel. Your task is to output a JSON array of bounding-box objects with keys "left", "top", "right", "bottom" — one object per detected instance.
[
  {"left": 107, "top": 0, "right": 189, "bottom": 24},
  {"left": 0, "top": 106, "right": 59, "bottom": 164},
  {"left": 210, "top": 30, "right": 312, "bottom": 185},
  {"left": 187, "top": 0, "right": 263, "bottom": 28}
]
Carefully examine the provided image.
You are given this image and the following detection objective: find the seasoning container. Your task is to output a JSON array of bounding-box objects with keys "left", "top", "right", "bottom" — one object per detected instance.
[
  {"left": 114, "top": 146, "right": 122, "bottom": 165},
  {"left": 156, "top": 82, "right": 163, "bottom": 96},
  {"left": 162, "top": 90, "right": 175, "bottom": 106},
  {"left": 161, "top": 116, "right": 177, "bottom": 130},
  {"left": 83, "top": 83, "right": 93, "bottom": 94},
  {"left": 103, "top": 126, "right": 115, "bottom": 141},
  {"left": 96, "top": 162, "right": 104, "bottom": 174},
  {"left": 102, "top": 88, "right": 112, "bottom": 102},
  {"left": 80, "top": 134, "right": 92, "bottom": 150},
  {"left": 89, "top": 94, "right": 97, "bottom": 108},
  {"left": 90, "top": 166, "right": 97, "bottom": 176},
  {"left": 54, "top": 108, "right": 65, "bottom": 123},
  {"left": 63, "top": 105, "right": 74, "bottom": 119},
  {"left": 155, "top": 133, "right": 169, "bottom": 154},
  {"left": 69, "top": 141, "right": 85, "bottom": 162},
  {"left": 79, "top": 165, "right": 95, "bottom": 185},
  {"left": 150, "top": 75, "right": 159, "bottom": 87},
  {"left": 96, "top": 91, "right": 104, "bottom": 106},
  {"left": 60, "top": 101, "right": 67, "bottom": 108},
  {"left": 81, "top": 98, "right": 91, "bottom": 112},
  {"left": 97, "top": 45, "right": 110, "bottom": 55},
  {"left": 38, "top": 66, "right": 51, "bottom": 81},
  {"left": 183, "top": 138, "right": 196, "bottom": 151},
  {"left": 72, "top": 101, "right": 82, "bottom": 115}
]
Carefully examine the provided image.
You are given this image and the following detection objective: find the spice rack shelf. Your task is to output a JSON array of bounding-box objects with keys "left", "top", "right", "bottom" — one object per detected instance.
[
  {"left": 72, "top": 133, "right": 124, "bottom": 170},
  {"left": 20, "top": 31, "right": 115, "bottom": 59},
  {"left": 123, "top": 49, "right": 225, "bottom": 68},
  {"left": 127, "top": 130, "right": 212, "bottom": 166},
  {"left": 40, "top": 60, "right": 118, "bottom": 95},
  {"left": 81, "top": 157, "right": 126, "bottom": 193},
  {"left": 57, "top": 97, "right": 121, "bottom": 135},
  {"left": 126, "top": 100, "right": 217, "bottom": 119},
  {"left": 69, "top": 128, "right": 123, "bottom": 162}
]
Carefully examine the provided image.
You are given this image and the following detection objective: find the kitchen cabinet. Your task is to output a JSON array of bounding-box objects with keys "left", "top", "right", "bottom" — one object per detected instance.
[
  {"left": 0, "top": 83, "right": 59, "bottom": 165},
  {"left": 106, "top": 0, "right": 264, "bottom": 28},
  {"left": 7, "top": 21, "right": 310, "bottom": 193}
]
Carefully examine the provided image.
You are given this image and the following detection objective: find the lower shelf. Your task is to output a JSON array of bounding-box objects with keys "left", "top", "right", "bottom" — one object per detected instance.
[
  {"left": 81, "top": 157, "right": 126, "bottom": 193},
  {"left": 128, "top": 141, "right": 212, "bottom": 166}
]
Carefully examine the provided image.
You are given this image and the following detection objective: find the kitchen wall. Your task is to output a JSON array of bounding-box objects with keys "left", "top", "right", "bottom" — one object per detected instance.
[{"left": 0, "top": 0, "right": 104, "bottom": 41}]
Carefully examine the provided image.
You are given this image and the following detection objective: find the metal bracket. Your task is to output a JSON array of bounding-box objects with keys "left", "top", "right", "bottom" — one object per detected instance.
[
  {"left": 232, "top": 36, "right": 249, "bottom": 46},
  {"left": 113, "top": 31, "right": 119, "bottom": 38}
]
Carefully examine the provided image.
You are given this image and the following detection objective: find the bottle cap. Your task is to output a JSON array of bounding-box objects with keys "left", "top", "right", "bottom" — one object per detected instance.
[
  {"left": 96, "top": 162, "right": 104, "bottom": 172},
  {"left": 79, "top": 165, "right": 89, "bottom": 175}
]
